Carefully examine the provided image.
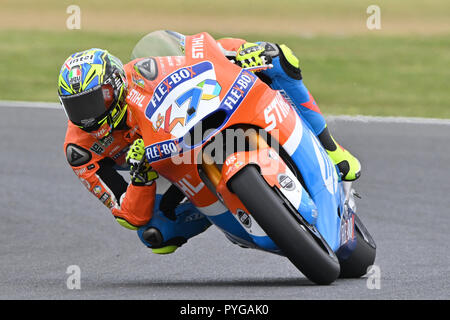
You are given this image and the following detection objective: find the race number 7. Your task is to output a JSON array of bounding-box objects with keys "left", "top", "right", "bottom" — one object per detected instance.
[{"left": 176, "top": 87, "right": 202, "bottom": 123}]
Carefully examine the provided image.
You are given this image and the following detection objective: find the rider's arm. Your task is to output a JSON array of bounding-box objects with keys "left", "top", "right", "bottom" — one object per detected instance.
[{"left": 64, "top": 143, "right": 156, "bottom": 230}]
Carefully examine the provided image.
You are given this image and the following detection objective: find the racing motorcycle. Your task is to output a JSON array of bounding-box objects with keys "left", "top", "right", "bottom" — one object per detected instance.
[{"left": 129, "top": 31, "right": 376, "bottom": 285}]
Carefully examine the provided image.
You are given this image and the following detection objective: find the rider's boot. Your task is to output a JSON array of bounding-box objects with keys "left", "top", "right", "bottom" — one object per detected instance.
[{"left": 318, "top": 126, "right": 361, "bottom": 181}]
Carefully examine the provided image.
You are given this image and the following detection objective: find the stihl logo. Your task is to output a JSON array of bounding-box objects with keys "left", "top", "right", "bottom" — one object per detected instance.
[
  {"left": 264, "top": 93, "right": 290, "bottom": 132},
  {"left": 128, "top": 89, "right": 145, "bottom": 107},
  {"left": 192, "top": 34, "right": 204, "bottom": 59}
]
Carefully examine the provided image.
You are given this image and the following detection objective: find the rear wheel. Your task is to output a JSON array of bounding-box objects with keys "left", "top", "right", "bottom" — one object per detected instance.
[{"left": 230, "top": 165, "right": 340, "bottom": 285}]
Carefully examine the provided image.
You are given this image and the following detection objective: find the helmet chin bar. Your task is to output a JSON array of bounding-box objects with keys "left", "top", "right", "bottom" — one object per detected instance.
[
  {"left": 110, "top": 100, "right": 128, "bottom": 129},
  {"left": 88, "top": 101, "right": 128, "bottom": 140},
  {"left": 110, "top": 85, "right": 128, "bottom": 129},
  {"left": 88, "top": 118, "right": 113, "bottom": 140}
]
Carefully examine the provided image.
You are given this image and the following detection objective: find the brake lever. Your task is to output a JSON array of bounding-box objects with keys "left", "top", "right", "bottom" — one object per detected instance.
[{"left": 243, "top": 64, "right": 274, "bottom": 72}]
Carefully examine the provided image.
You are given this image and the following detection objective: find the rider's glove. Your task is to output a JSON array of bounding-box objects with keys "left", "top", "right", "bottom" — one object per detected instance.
[
  {"left": 126, "top": 138, "right": 158, "bottom": 186},
  {"left": 235, "top": 42, "right": 272, "bottom": 69}
]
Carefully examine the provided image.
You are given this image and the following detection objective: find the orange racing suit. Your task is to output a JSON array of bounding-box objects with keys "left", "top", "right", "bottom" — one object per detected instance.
[{"left": 63, "top": 110, "right": 155, "bottom": 229}]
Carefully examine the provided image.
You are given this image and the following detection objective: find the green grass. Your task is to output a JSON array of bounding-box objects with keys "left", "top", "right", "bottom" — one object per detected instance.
[
  {"left": 277, "top": 34, "right": 450, "bottom": 118},
  {"left": 1, "top": 30, "right": 449, "bottom": 118},
  {"left": 0, "top": 30, "right": 144, "bottom": 102},
  {"left": 4, "top": 0, "right": 450, "bottom": 23}
]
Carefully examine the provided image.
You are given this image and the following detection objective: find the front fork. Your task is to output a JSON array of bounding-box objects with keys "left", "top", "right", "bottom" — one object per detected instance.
[
  {"left": 335, "top": 181, "right": 358, "bottom": 259},
  {"left": 339, "top": 181, "right": 376, "bottom": 256},
  {"left": 201, "top": 128, "right": 318, "bottom": 235}
]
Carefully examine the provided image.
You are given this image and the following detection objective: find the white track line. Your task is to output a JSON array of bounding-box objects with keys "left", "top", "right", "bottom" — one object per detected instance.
[
  {"left": 1, "top": 100, "right": 450, "bottom": 125},
  {"left": 327, "top": 115, "right": 450, "bottom": 126},
  {"left": 0, "top": 100, "right": 60, "bottom": 109}
]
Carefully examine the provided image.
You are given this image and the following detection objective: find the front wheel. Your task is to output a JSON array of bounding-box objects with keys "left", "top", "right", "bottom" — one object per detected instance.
[
  {"left": 338, "top": 215, "right": 377, "bottom": 278},
  {"left": 230, "top": 165, "right": 340, "bottom": 285}
]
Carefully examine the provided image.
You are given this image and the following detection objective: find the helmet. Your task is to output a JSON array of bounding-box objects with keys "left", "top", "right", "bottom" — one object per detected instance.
[{"left": 58, "top": 48, "right": 128, "bottom": 139}]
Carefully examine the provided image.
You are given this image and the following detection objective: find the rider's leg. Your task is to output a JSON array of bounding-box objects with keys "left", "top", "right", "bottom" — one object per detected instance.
[
  {"left": 137, "top": 186, "right": 211, "bottom": 254},
  {"left": 258, "top": 42, "right": 361, "bottom": 181}
]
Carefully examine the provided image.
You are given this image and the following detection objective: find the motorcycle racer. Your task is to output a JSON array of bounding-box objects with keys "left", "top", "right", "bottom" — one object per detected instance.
[
  {"left": 57, "top": 31, "right": 361, "bottom": 255},
  {"left": 58, "top": 49, "right": 211, "bottom": 254}
]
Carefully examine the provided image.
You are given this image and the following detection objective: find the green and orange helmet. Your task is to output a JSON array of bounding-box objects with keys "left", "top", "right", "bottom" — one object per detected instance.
[{"left": 58, "top": 48, "right": 128, "bottom": 138}]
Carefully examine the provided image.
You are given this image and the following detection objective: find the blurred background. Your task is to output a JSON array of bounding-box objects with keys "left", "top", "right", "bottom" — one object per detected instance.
[{"left": 1, "top": 0, "right": 449, "bottom": 118}]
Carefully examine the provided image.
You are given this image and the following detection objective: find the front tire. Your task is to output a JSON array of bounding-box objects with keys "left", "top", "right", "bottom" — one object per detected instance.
[
  {"left": 230, "top": 165, "right": 340, "bottom": 285},
  {"left": 339, "top": 216, "right": 377, "bottom": 278}
]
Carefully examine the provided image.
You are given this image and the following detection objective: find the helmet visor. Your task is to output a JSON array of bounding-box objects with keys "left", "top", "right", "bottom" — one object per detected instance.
[{"left": 60, "top": 83, "right": 115, "bottom": 130}]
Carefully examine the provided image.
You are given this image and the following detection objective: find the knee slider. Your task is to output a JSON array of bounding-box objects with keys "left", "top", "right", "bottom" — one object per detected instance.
[
  {"left": 142, "top": 227, "right": 164, "bottom": 247},
  {"left": 141, "top": 227, "right": 187, "bottom": 249}
]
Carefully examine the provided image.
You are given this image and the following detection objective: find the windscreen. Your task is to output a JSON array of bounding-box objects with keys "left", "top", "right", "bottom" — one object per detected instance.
[{"left": 131, "top": 30, "right": 186, "bottom": 60}]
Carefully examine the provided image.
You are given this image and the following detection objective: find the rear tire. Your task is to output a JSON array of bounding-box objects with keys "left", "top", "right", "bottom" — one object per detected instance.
[{"left": 230, "top": 165, "right": 340, "bottom": 285}]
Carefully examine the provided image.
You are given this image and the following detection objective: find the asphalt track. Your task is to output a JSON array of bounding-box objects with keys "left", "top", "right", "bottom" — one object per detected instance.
[{"left": 0, "top": 105, "right": 449, "bottom": 300}]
